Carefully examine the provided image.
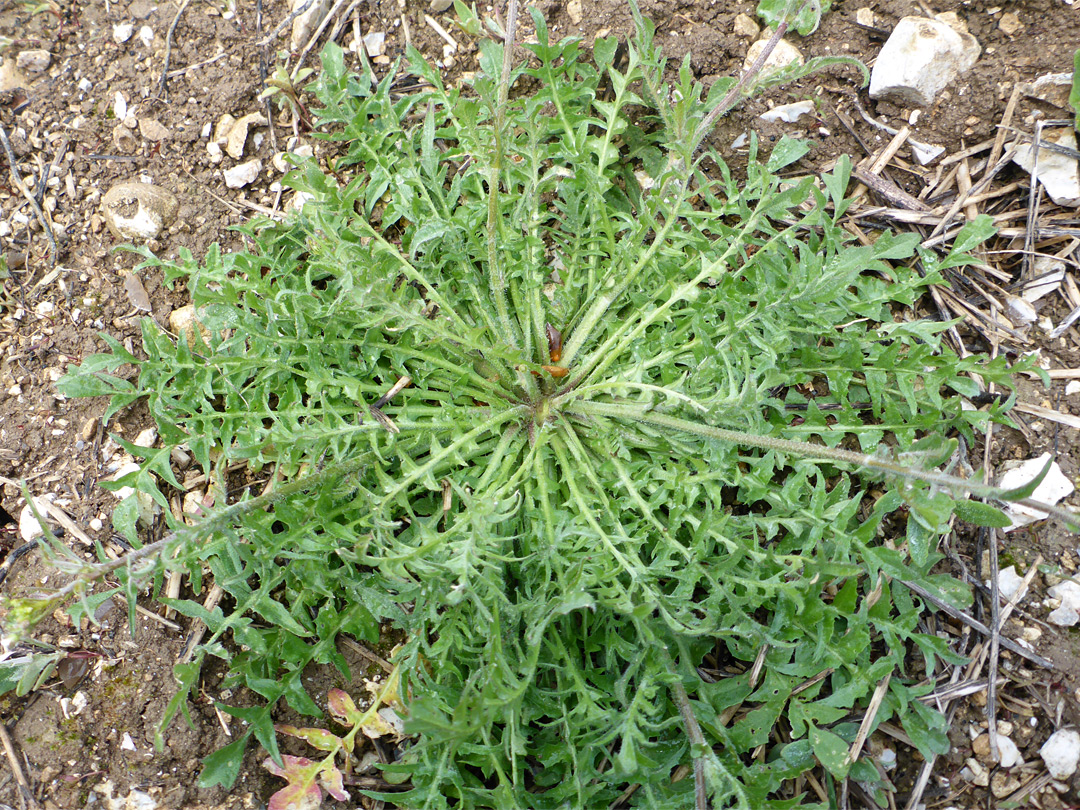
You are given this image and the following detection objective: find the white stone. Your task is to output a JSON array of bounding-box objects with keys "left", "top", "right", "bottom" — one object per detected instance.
[
  {"left": 70, "top": 690, "right": 89, "bottom": 715},
  {"left": 429, "top": 0, "right": 453, "bottom": 11},
  {"left": 223, "top": 158, "right": 262, "bottom": 189},
  {"left": 101, "top": 182, "right": 179, "bottom": 241},
  {"left": 133, "top": 427, "right": 157, "bottom": 448},
  {"left": 15, "top": 49, "right": 51, "bottom": 75},
  {"left": 213, "top": 113, "right": 237, "bottom": 144},
  {"left": 113, "top": 92, "right": 127, "bottom": 122},
  {"left": 1004, "top": 294, "right": 1036, "bottom": 327},
  {"left": 0, "top": 61, "right": 26, "bottom": 93},
  {"left": 124, "top": 789, "right": 157, "bottom": 810},
  {"left": 138, "top": 26, "right": 154, "bottom": 48},
  {"left": 286, "top": 190, "right": 315, "bottom": 213},
  {"left": 1067, "top": 381, "right": 1080, "bottom": 396},
  {"left": 733, "top": 13, "right": 760, "bottom": 38},
  {"left": 111, "top": 462, "right": 142, "bottom": 500},
  {"left": 1023, "top": 72, "right": 1074, "bottom": 110},
  {"left": 121, "top": 732, "right": 137, "bottom": 751},
  {"left": 89, "top": 518, "right": 104, "bottom": 531},
  {"left": 744, "top": 37, "right": 804, "bottom": 73},
  {"left": 291, "top": 0, "right": 332, "bottom": 51},
  {"left": 138, "top": 117, "right": 170, "bottom": 142},
  {"left": 1023, "top": 257, "right": 1065, "bottom": 302},
  {"left": 759, "top": 100, "right": 816, "bottom": 123},
  {"left": 869, "top": 17, "right": 981, "bottom": 107},
  {"left": 77, "top": 77, "right": 92, "bottom": 93},
  {"left": 997, "top": 453, "right": 1075, "bottom": 532},
  {"left": 997, "top": 735, "right": 1023, "bottom": 768},
  {"left": 1048, "top": 581, "right": 1080, "bottom": 627},
  {"left": 19, "top": 502, "right": 45, "bottom": 542},
  {"left": 206, "top": 141, "right": 223, "bottom": 165},
  {"left": 567, "top": 0, "right": 583, "bottom": 24},
  {"left": 856, "top": 7, "right": 875, "bottom": 27},
  {"left": 1041, "top": 729, "right": 1080, "bottom": 779},
  {"left": 225, "top": 112, "right": 267, "bottom": 160},
  {"left": 990, "top": 565, "right": 1028, "bottom": 602},
  {"left": 113, "top": 23, "right": 134, "bottom": 44},
  {"left": 363, "top": 32, "right": 386, "bottom": 57},
  {"left": 272, "top": 143, "right": 313, "bottom": 172},
  {"left": 1012, "top": 128, "right": 1080, "bottom": 207}
]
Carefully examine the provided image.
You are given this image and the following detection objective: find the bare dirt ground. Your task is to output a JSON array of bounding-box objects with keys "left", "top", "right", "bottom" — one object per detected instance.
[{"left": 0, "top": 0, "right": 1078, "bottom": 808}]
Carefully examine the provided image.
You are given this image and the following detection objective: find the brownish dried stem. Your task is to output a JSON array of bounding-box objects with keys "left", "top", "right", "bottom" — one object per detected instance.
[
  {"left": 691, "top": 20, "right": 788, "bottom": 150},
  {"left": 670, "top": 679, "right": 708, "bottom": 810},
  {"left": 158, "top": 0, "right": 192, "bottom": 100}
]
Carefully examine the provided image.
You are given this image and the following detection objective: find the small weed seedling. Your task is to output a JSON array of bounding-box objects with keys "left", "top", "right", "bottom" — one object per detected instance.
[
  {"left": 264, "top": 667, "right": 404, "bottom": 810},
  {"left": 44, "top": 1, "right": 1077, "bottom": 807}
]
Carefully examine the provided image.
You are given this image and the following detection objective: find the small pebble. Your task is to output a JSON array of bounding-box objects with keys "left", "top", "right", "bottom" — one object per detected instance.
[
  {"left": 134, "top": 427, "right": 157, "bottom": 448},
  {"left": 15, "top": 49, "right": 51, "bottom": 75},
  {"left": 999, "top": 11, "right": 1023, "bottom": 35},
  {"left": 732, "top": 13, "right": 760, "bottom": 38},
  {"left": 113, "top": 22, "right": 134, "bottom": 44},
  {"left": 102, "top": 182, "right": 179, "bottom": 240},
  {"left": 138, "top": 118, "right": 170, "bottom": 142},
  {"left": 1042, "top": 729, "right": 1080, "bottom": 779},
  {"left": 138, "top": 26, "right": 154, "bottom": 47},
  {"left": 223, "top": 158, "right": 263, "bottom": 189},
  {"left": 363, "top": 32, "right": 386, "bottom": 57},
  {"left": 19, "top": 503, "right": 45, "bottom": 542}
]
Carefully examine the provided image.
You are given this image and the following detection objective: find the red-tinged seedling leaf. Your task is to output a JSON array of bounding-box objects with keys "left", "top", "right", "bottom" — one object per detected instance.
[
  {"left": 263, "top": 756, "right": 324, "bottom": 810},
  {"left": 267, "top": 780, "right": 322, "bottom": 810},
  {"left": 319, "top": 763, "right": 349, "bottom": 802},
  {"left": 262, "top": 754, "right": 316, "bottom": 778},
  {"left": 327, "top": 688, "right": 361, "bottom": 725},
  {"left": 275, "top": 723, "right": 344, "bottom": 753}
]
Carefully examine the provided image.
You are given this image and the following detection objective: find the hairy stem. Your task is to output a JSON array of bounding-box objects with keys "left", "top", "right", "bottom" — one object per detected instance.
[{"left": 569, "top": 401, "right": 1080, "bottom": 526}]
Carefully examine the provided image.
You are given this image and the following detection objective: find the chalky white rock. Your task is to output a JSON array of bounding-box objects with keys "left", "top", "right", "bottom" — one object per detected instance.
[
  {"left": 869, "top": 16, "right": 980, "bottom": 107},
  {"left": 1041, "top": 729, "right": 1080, "bottom": 779}
]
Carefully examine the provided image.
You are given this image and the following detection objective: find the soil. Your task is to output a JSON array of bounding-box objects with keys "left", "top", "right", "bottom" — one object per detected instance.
[{"left": 0, "top": 0, "right": 1078, "bottom": 808}]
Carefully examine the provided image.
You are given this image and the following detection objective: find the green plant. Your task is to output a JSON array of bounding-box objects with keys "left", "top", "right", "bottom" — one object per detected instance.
[
  {"left": 261, "top": 59, "right": 315, "bottom": 124},
  {"left": 264, "top": 669, "right": 404, "bottom": 810},
  {"left": 18, "top": 0, "right": 60, "bottom": 18},
  {"left": 47, "top": 3, "right": 1074, "bottom": 809}
]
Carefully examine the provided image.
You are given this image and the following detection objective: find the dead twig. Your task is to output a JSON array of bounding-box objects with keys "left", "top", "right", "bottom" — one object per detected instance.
[
  {"left": 256, "top": 0, "right": 279, "bottom": 153},
  {"left": 339, "top": 635, "right": 394, "bottom": 674},
  {"left": 258, "top": 0, "right": 316, "bottom": 47},
  {"left": 293, "top": 0, "right": 360, "bottom": 79},
  {"left": 851, "top": 167, "right": 931, "bottom": 212},
  {"left": 0, "top": 722, "right": 37, "bottom": 810},
  {"left": 0, "top": 123, "right": 58, "bottom": 268},
  {"left": 178, "top": 583, "right": 223, "bottom": 665},
  {"left": 695, "top": 20, "right": 789, "bottom": 144},
  {"left": 158, "top": 0, "right": 192, "bottom": 100},
  {"left": 670, "top": 680, "right": 707, "bottom": 810},
  {"left": 900, "top": 580, "right": 1055, "bottom": 669}
]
